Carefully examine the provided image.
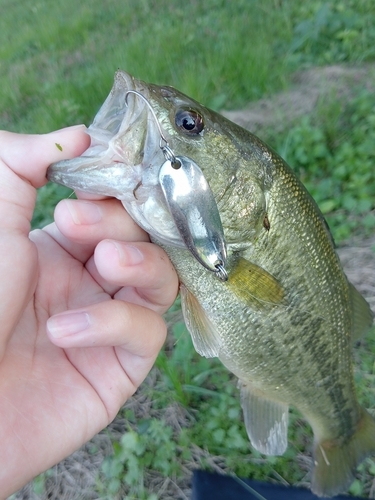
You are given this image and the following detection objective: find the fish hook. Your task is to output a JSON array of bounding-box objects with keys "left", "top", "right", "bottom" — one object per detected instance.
[
  {"left": 125, "top": 90, "right": 180, "bottom": 168},
  {"left": 124, "top": 89, "right": 228, "bottom": 281}
]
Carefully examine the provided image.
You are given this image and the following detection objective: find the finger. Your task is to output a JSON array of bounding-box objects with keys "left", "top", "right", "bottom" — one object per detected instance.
[
  {"left": 29, "top": 229, "right": 109, "bottom": 317},
  {"left": 0, "top": 125, "right": 90, "bottom": 188},
  {"left": 45, "top": 198, "right": 149, "bottom": 264},
  {"left": 46, "top": 299, "right": 167, "bottom": 389},
  {"left": 55, "top": 199, "right": 147, "bottom": 243},
  {"left": 0, "top": 126, "right": 90, "bottom": 231},
  {"left": 93, "top": 240, "right": 179, "bottom": 313}
]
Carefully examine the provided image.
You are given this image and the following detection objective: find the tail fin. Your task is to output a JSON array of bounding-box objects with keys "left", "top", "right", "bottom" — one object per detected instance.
[{"left": 312, "top": 408, "right": 375, "bottom": 497}]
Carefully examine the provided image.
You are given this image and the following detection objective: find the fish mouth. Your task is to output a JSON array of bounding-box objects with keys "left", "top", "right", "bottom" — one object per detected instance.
[
  {"left": 47, "top": 70, "right": 159, "bottom": 199},
  {"left": 88, "top": 70, "right": 150, "bottom": 152}
]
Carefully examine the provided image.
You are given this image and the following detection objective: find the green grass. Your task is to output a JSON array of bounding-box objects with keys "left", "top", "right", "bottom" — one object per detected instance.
[
  {"left": 271, "top": 88, "right": 375, "bottom": 241},
  {"left": 2, "top": 0, "right": 375, "bottom": 498},
  {"left": 0, "top": 0, "right": 293, "bottom": 134}
]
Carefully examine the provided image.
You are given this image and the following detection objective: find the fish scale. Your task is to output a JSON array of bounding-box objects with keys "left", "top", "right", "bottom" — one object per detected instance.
[
  {"left": 251, "top": 160, "right": 359, "bottom": 438},
  {"left": 47, "top": 70, "right": 374, "bottom": 497}
]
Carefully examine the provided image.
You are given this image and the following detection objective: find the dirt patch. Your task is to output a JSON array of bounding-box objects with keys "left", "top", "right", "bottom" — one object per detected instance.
[
  {"left": 338, "top": 239, "right": 375, "bottom": 314},
  {"left": 223, "top": 64, "right": 375, "bottom": 135},
  {"left": 13, "top": 65, "right": 375, "bottom": 500}
]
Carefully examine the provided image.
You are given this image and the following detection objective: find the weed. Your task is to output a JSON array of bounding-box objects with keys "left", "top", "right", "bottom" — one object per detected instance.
[
  {"left": 288, "top": 0, "right": 375, "bottom": 66},
  {"left": 273, "top": 89, "right": 375, "bottom": 242},
  {"left": 97, "top": 424, "right": 177, "bottom": 499}
]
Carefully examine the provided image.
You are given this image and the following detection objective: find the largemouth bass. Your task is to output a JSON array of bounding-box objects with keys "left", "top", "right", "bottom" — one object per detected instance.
[{"left": 47, "top": 70, "right": 374, "bottom": 497}]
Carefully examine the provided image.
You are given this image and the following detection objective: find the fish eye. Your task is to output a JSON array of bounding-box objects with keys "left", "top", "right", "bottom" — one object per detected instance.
[{"left": 175, "top": 108, "right": 204, "bottom": 135}]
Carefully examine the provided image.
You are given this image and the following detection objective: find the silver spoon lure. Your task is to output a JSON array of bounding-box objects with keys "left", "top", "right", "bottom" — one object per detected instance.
[{"left": 125, "top": 90, "right": 228, "bottom": 281}]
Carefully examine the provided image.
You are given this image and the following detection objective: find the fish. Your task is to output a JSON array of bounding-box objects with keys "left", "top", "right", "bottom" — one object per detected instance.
[{"left": 47, "top": 70, "right": 375, "bottom": 497}]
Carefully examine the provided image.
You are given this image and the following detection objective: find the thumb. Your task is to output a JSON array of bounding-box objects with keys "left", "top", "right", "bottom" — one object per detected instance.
[
  {"left": 0, "top": 125, "right": 90, "bottom": 232},
  {"left": 0, "top": 124, "right": 90, "bottom": 188}
]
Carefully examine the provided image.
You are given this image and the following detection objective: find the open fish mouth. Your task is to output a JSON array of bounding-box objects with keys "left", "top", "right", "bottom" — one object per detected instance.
[
  {"left": 86, "top": 71, "right": 148, "bottom": 155},
  {"left": 47, "top": 71, "right": 162, "bottom": 200}
]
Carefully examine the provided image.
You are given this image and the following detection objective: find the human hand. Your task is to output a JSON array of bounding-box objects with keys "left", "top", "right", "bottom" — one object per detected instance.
[{"left": 0, "top": 126, "right": 179, "bottom": 497}]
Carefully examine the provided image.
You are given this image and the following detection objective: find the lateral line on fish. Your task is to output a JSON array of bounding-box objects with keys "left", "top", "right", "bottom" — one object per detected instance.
[
  {"left": 231, "top": 474, "right": 269, "bottom": 500},
  {"left": 232, "top": 284, "right": 335, "bottom": 332},
  {"left": 284, "top": 301, "right": 330, "bottom": 326},
  {"left": 234, "top": 288, "right": 330, "bottom": 323}
]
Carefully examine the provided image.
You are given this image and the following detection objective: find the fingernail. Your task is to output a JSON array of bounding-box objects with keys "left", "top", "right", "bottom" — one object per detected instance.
[
  {"left": 64, "top": 199, "right": 102, "bottom": 225},
  {"left": 114, "top": 242, "right": 144, "bottom": 266},
  {"left": 47, "top": 312, "right": 91, "bottom": 339}
]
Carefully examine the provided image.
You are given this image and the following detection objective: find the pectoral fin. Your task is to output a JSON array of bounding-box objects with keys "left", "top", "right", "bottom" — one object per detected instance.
[
  {"left": 349, "top": 282, "right": 374, "bottom": 342},
  {"left": 180, "top": 284, "right": 221, "bottom": 358},
  {"left": 240, "top": 382, "right": 289, "bottom": 455},
  {"left": 226, "top": 257, "right": 286, "bottom": 309}
]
